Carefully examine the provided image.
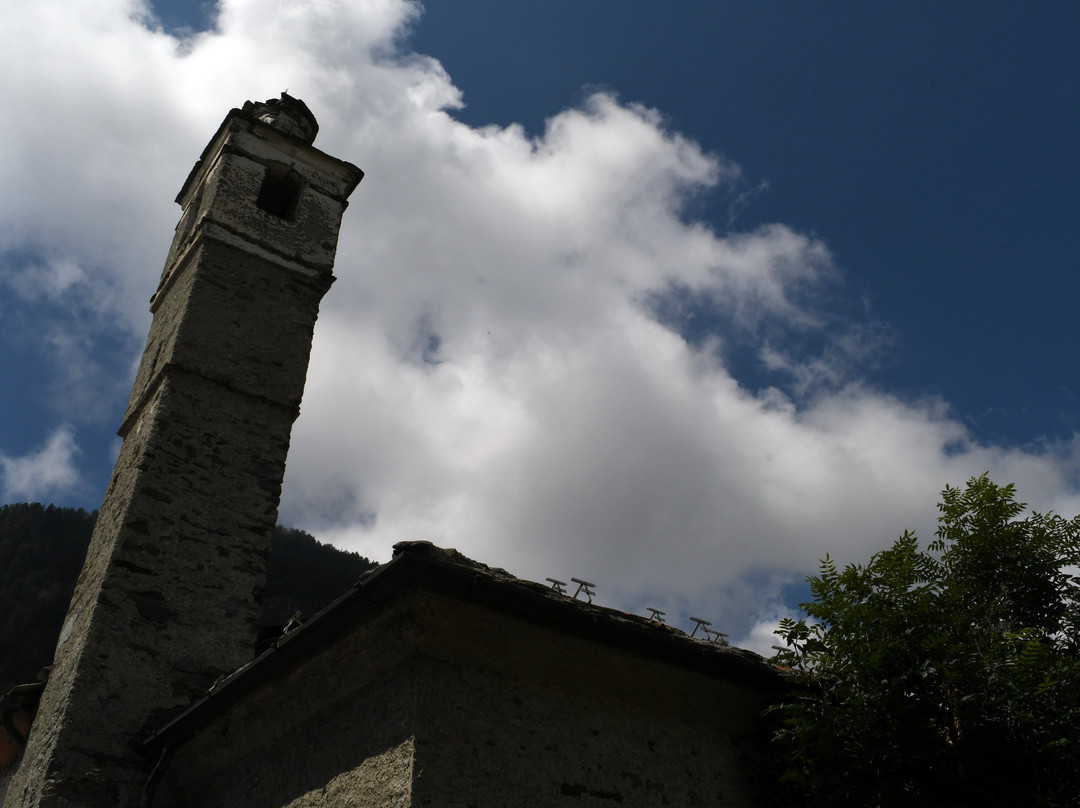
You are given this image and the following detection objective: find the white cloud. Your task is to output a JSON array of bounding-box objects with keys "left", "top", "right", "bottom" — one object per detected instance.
[
  {"left": 0, "top": 426, "right": 83, "bottom": 502},
  {"left": 2, "top": 0, "right": 1078, "bottom": 642},
  {"left": 0, "top": 253, "right": 135, "bottom": 424},
  {"left": 735, "top": 612, "right": 799, "bottom": 661}
]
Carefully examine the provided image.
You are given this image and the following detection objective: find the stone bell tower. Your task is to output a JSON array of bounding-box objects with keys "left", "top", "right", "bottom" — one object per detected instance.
[{"left": 5, "top": 95, "right": 363, "bottom": 807}]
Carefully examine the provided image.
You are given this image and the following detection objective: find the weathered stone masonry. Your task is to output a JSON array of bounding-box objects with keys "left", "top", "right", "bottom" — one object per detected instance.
[
  {"left": 3, "top": 95, "right": 363, "bottom": 808},
  {"left": 146, "top": 542, "right": 783, "bottom": 808},
  {"left": 3, "top": 95, "right": 784, "bottom": 808}
]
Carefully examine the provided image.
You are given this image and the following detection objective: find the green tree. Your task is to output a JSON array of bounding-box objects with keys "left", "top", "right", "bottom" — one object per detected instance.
[{"left": 770, "top": 475, "right": 1080, "bottom": 807}]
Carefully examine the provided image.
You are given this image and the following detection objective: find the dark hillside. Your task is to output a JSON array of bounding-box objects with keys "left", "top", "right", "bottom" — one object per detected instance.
[
  {"left": 261, "top": 525, "right": 375, "bottom": 625},
  {"left": 0, "top": 504, "right": 97, "bottom": 692},
  {"left": 0, "top": 503, "right": 375, "bottom": 689}
]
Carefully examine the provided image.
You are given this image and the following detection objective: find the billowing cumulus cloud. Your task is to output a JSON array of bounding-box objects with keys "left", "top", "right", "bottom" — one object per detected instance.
[
  {"left": 2, "top": 0, "right": 1078, "bottom": 646},
  {"left": 0, "top": 426, "right": 82, "bottom": 502}
]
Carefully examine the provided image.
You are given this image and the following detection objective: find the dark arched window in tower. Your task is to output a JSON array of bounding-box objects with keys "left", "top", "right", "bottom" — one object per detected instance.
[{"left": 256, "top": 162, "right": 304, "bottom": 220}]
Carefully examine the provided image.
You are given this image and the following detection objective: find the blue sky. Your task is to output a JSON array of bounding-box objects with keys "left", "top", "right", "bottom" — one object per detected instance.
[
  {"left": 412, "top": 1, "right": 1080, "bottom": 447},
  {"left": 159, "top": 0, "right": 1080, "bottom": 448},
  {"left": 1, "top": 0, "right": 1078, "bottom": 652}
]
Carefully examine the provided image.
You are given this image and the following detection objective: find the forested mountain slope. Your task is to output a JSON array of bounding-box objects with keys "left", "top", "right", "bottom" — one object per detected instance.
[{"left": 0, "top": 503, "right": 374, "bottom": 689}]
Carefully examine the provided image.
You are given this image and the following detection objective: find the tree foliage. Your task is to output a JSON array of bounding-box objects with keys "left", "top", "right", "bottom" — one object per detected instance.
[
  {"left": 0, "top": 503, "right": 98, "bottom": 691},
  {"left": 770, "top": 475, "right": 1080, "bottom": 807}
]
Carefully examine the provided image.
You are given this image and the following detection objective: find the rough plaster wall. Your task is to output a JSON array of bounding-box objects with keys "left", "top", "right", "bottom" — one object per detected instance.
[
  {"left": 411, "top": 590, "right": 769, "bottom": 731},
  {"left": 409, "top": 594, "right": 765, "bottom": 807},
  {"left": 129, "top": 238, "right": 331, "bottom": 433},
  {"left": 414, "top": 659, "right": 754, "bottom": 807},
  {"left": 194, "top": 146, "right": 351, "bottom": 269},
  {"left": 165, "top": 117, "right": 357, "bottom": 284},
  {"left": 162, "top": 588, "right": 769, "bottom": 807},
  {"left": 160, "top": 604, "right": 422, "bottom": 808},
  {"left": 160, "top": 679, "right": 415, "bottom": 808}
]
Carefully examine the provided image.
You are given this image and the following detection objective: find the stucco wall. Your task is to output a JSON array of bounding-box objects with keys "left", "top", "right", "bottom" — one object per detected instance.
[
  {"left": 159, "top": 676, "right": 415, "bottom": 808},
  {"left": 160, "top": 587, "right": 770, "bottom": 807},
  {"left": 158, "top": 602, "right": 420, "bottom": 808},
  {"left": 409, "top": 592, "right": 766, "bottom": 807}
]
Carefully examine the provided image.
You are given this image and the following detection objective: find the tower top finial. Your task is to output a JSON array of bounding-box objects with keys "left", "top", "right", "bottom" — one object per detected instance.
[{"left": 241, "top": 92, "right": 319, "bottom": 144}]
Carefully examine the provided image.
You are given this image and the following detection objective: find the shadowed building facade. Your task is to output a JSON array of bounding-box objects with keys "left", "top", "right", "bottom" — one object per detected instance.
[
  {"left": 146, "top": 541, "right": 782, "bottom": 807},
  {"left": 2, "top": 97, "right": 781, "bottom": 808}
]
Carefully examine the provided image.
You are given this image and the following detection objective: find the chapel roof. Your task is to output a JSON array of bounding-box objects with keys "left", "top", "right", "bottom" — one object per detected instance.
[{"left": 141, "top": 540, "right": 783, "bottom": 756}]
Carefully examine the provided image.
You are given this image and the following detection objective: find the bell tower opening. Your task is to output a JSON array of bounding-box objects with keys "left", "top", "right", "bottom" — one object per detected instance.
[{"left": 256, "top": 161, "right": 304, "bottom": 220}]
